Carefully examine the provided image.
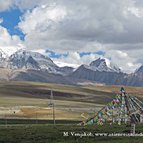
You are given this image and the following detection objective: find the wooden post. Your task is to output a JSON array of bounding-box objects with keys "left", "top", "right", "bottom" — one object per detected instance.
[
  {"left": 140, "top": 114, "right": 143, "bottom": 123},
  {"left": 131, "top": 123, "right": 135, "bottom": 134}
]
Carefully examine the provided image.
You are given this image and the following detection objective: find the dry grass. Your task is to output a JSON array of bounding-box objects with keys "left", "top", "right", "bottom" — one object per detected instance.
[
  {"left": 85, "top": 85, "right": 143, "bottom": 96},
  {"left": 0, "top": 95, "right": 101, "bottom": 121},
  {"left": 0, "top": 81, "right": 142, "bottom": 121}
]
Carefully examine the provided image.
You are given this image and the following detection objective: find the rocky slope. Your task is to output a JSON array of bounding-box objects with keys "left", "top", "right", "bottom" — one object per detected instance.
[{"left": 0, "top": 50, "right": 142, "bottom": 86}]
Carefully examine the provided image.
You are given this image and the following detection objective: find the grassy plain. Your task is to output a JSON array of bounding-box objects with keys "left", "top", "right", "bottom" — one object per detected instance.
[
  {"left": 0, "top": 81, "right": 143, "bottom": 121},
  {"left": 0, "top": 124, "right": 143, "bottom": 143},
  {"left": 0, "top": 81, "right": 143, "bottom": 142}
]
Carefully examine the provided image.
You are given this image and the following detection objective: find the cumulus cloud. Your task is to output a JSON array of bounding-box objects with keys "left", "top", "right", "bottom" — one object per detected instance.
[
  {"left": 17, "top": 0, "right": 143, "bottom": 72},
  {"left": 0, "top": 0, "right": 49, "bottom": 12},
  {"left": 0, "top": 26, "right": 24, "bottom": 56},
  {"left": 53, "top": 52, "right": 103, "bottom": 69},
  {"left": 0, "top": 0, "right": 143, "bottom": 72},
  {"left": 18, "top": 0, "right": 143, "bottom": 45},
  {"left": 0, "top": 0, "right": 13, "bottom": 12},
  {"left": 104, "top": 49, "right": 140, "bottom": 73}
]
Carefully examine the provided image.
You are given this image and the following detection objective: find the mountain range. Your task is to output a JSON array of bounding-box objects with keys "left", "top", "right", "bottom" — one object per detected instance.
[{"left": 0, "top": 49, "right": 142, "bottom": 86}]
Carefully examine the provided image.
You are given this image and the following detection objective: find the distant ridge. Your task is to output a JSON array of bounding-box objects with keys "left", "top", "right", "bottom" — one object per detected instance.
[{"left": 0, "top": 49, "right": 142, "bottom": 86}]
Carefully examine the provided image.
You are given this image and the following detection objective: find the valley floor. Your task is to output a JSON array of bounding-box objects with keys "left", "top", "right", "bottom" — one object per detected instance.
[
  {"left": 0, "top": 81, "right": 143, "bottom": 142},
  {"left": 0, "top": 81, "right": 143, "bottom": 121}
]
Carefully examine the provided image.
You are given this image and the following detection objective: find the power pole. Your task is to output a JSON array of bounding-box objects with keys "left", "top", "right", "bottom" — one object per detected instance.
[{"left": 49, "top": 90, "right": 56, "bottom": 125}]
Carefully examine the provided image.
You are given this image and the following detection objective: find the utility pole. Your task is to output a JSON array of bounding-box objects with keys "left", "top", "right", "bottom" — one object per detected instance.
[{"left": 49, "top": 90, "right": 56, "bottom": 125}]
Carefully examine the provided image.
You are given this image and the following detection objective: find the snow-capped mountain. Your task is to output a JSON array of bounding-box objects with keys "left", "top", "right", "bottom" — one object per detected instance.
[
  {"left": 70, "top": 58, "right": 126, "bottom": 85},
  {"left": 0, "top": 49, "right": 76, "bottom": 76},
  {"left": 59, "top": 66, "right": 74, "bottom": 76},
  {"left": 0, "top": 49, "right": 8, "bottom": 68},
  {"left": 0, "top": 49, "right": 142, "bottom": 86},
  {"left": 71, "top": 58, "right": 143, "bottom": 86},
  {"left": 71, "top": 64, "right": 126, "bottom": 85},
  {"left": 123, "top": 65, "right": 143, "bottom": 86},
  {"left": 0, "top": 46, "right": 22, "bottom": 57},
  {"left": 0, "top": 48, "right": 8, "bottom": 59},
  {"left": 7, "top": 49, "right": 59, "bottom": 72},
  {"left": 89, "top": 58, "right": 121, "bottom": 73},
  {"left": 135, "top": 65, "right": 143, "bottom": 75},
  {"left": 72, "top": 58, "right": 121, "bottom": 74}
]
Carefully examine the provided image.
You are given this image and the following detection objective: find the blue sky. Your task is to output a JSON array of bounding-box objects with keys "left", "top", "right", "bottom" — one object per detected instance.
[
  {"left": 46, "top": 49, "right": 68, "bottom": 58},
  {"left": 0, "top": 6, "right": 106, "bottom": 59},
  {"left": 0, "top": 8, "right": 103, "bottom": 59},
  {"left": 0, "top": 8, "right": 25, "bottom": 40},
  {"left": 80, "top": 51, "right": 105, "bottom": 57},
  {"left": 0, "top": 0, "right": 143, "bottom": 72}
]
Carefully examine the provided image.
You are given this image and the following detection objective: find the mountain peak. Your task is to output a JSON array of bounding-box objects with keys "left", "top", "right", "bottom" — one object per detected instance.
[
  {"left": 135, "top": 65, "right": 143, "bottom": 75},
  {"left": 0, "top": 47, "right": 21, "bottom": 57},
  {"left": 8, "top": 49, "right": 58, "bottom": 71},
  {"left": 25, "top": 56, "right": 40, "bottom": 70},
  {"left": 90, "top": 58, "right": 107, "bottom": 68},
  {"left": 0, "top": 48, "right": 8, "bottom": 59},
  {"left": 89, "top": 58, "right": 121, "bottom": 73},
  {"left": 12, "top": 49, "right": 51, "bottom": 61}
]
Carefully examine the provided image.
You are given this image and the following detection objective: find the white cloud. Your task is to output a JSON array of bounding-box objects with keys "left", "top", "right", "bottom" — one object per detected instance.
[
  {"left": 18, "top": 0, "right": 143, "bottom": 46},
  {"left": 104, "top": 50, "right": 141, "bottom": 73},
  {"left": 19, "top": 4, "right": 67, "bottom": 34},
  {"left": 53, "top": 52, "right": 101, "bottom": 68},
  {"left": 0, "top": 0, "right": 49, "bottom": 12},
  {"left": 14, "top": 0, "right": 50, "bottom": 10},
  {"left": 16, "top": 0, "right": 143, "bottom": 72},
  {"left": 0, "top": 26, "right": 24, "bottom": 56},
  {"left": 0, "top": 0, "right": 143, "bottom": 72},
  {"left": 54, "top": 61, "right": 79, "bottom": 68},
  {"left": 0, "top": 0, "right": 13, "bottom": 12}
]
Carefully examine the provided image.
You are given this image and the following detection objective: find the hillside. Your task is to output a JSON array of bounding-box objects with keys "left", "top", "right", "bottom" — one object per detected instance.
[
  {"left": 0, "top": 81, "right": 143, "bottom": 104},
  {"left": 0, "top": 81, "right": 143, "bottom": 121},
  {"left": 0, "top": 50, "right": 143, "bottom": 86}
]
